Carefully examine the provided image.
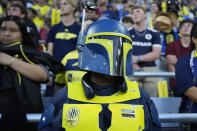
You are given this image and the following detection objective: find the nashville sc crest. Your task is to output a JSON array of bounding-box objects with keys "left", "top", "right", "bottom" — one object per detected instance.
[{"left": 66, "top": 107, "right": 80, "bottom": 127}]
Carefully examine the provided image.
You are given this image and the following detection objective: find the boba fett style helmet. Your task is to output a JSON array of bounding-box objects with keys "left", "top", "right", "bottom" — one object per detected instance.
[{"left": 78, "top": 19, "right": 133, "bottom": 76}]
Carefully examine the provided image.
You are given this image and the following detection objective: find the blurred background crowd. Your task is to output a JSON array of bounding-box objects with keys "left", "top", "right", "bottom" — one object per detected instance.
[
  {"left": 1, "top": 0, "right": 197, "bottom": 97},
  {"left": 1, "top": 0, "right": 196, "bottom": 46},
  {"left": 1, "top": 1, "right": 197, "bottom": 130}
]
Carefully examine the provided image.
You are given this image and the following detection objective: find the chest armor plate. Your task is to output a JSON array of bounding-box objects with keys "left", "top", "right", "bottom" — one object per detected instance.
[
  {"left": 62, "top": 103, "right": 144, "bottom": 131},
  {"left": 62, "top": 80, "right": 145, "bottom": 130}
]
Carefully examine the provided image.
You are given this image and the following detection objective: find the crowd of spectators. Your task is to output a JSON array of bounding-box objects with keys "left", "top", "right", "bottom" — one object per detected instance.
[
  {"left": 1, "top": 0, "right": 197, "bottom": 130},
  {"left": 0, "top": 0, "right": 197, "bottom": 96}
]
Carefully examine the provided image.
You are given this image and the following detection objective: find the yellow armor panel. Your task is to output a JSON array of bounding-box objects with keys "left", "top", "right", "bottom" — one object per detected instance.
[
  {"left": 55, "top": 50, "right": 87, "bottom": 85},
  {"left": 62, "top": 104, "right": 102, "bottom": 131},
  {"left": 67, "top": 80, "right": 140, "bottom": 103},
  {"left": 55, "top": 71, "right": 86, "bottom": 85},
  {"left": 108, "top": 104, "right": 144, "bottom": 131},
  {"left": 62, "top": 80, "right": 145, "bottom": 130},
  {"left": 65, "top": 71, "right": 86, "bottom": 83},
  {"left": 123, "top": 42, "right": 133, "bottom": 76},
  {"left": 61, "top": 50, "right": 78, "bottom": 66},
  {"left": 55, "top": 71, "right": 66, "bottom": 85},
  {"left": 62, "top": 104, "right": 145, "bottom": 131}
]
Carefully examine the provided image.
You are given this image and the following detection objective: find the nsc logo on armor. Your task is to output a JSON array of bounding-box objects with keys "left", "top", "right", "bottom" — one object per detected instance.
[{"left": 66, "top": 107, "right": 80, "bottom": 127}]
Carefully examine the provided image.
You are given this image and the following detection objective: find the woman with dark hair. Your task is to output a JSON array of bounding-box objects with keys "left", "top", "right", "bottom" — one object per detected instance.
[
  {"left": 0, "top": 16, "right": 64, "bottom": 131},
  {"left": 0, "top": 15, "right": 38, "bottom": 48},
  {"left": 175, "top": 23, "right": 197, "bottom": 130}
]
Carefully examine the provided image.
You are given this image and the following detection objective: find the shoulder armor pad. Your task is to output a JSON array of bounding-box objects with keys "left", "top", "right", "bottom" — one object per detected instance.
[{"left": 38, "top": 102, "right": 55, "bottom": 129}]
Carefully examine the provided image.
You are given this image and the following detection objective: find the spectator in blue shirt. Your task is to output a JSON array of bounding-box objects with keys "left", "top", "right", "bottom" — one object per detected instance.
[
  {"left": 176, "top": 23, "right": 197, "bottom": 130},
  {"left": 129, "top": 5, "right": 161, "bottom": 97}
]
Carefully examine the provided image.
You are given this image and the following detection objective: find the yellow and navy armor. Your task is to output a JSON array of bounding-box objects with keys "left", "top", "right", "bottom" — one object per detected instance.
[
  {"left": 38, "top": 19, "right": 161, "bottom": 131},
  {"left": 38, "top": 74, "right": 161, "bottom": 131},
  {"left": 55, "top": 50, "right": 86, "bottom": 86},
  {"left": 78, "top": 19, "right": 133, "bottom": 76}
]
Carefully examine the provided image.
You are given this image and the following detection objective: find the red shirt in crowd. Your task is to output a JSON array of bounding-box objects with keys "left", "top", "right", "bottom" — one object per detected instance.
[{"left": 166, "top": 39, "right": 192, "bottom": 90}]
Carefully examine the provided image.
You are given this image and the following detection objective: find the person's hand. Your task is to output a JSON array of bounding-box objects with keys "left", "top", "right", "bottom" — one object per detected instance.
[
  {"left": 133, "top": 63, "right": 140, "bottom": 71},
  {"left": 0, "top": 52, "right": 15, "bottom": 66},
  {"left": 132, "top": 64, "right": 146, "bottom": 82},
  {"left": 132, "top": 55, "right": 138, "bottom": 64}
]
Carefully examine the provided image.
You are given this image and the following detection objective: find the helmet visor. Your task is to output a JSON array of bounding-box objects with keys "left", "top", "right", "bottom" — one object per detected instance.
[{"left": 86, "top": 35, "right": 132, "bottom": 76}]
